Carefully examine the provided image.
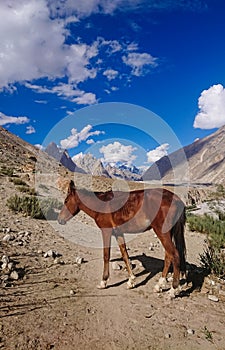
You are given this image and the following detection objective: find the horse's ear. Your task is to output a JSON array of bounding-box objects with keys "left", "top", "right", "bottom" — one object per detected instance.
[{"left": 69, "top": 180, "right": 76, "bottom": 192}]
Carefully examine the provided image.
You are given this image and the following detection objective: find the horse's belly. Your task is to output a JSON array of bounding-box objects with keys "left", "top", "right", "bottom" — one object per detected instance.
[{"left": 122, "top": 218, "right": 151, "bottom": 233}]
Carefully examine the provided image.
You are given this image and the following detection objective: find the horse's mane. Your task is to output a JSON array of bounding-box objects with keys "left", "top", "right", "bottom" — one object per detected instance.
[{"left": 77, "top": 188, "right": 114, "bottom": 202}]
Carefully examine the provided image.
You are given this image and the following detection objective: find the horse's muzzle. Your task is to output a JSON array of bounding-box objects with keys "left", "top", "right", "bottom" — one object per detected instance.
[{"left": 58, "top": 217, "right": 66, "bottom": 225}]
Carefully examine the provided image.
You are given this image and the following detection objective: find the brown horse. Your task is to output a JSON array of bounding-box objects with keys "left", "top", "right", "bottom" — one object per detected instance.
[{"left": 58, "top": 180, "right": 186, "bottom": 297}]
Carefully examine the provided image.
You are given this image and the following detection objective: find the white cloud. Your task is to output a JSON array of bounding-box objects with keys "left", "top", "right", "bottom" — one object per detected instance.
[
  {"left": 0, "top": 112, "right": 29, "bottom": 126},
  {"left": 26, "top": 82, "right": 98, "bottom": 105},
  {"left": 0, "top": 0, "right": 159, "bottom": 105},
  {"left": 122, "top": 52, "right": 157, "bottom": 76},
  {"left": 0, "top": 0, "right": 66, "bottom": 89},
  {"left": 60, "top": 124, "right": 104, "bottom": 149},
  {"left": 100, "top": 141, "right": 137, "bottom": 166},
  {"left": 147, "top": 143, "right": 169, "bottom": 163},
  {"left": 103, "top": 69, "right": 119, "bottom": 81},
  {"left": 47, "top": 0, "right": 143, "bottom": 18},
  {"left": 193, "top": 84, "right": 225, "bottom": 129},
  {"left": 26, "top": 125, "right": 36, "bottom": 134}
]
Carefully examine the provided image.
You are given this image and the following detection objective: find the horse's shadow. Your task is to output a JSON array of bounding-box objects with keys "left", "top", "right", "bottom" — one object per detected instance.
[
  {"left": 110, "top": 253, "right": 208, "bottom": 295},
  {"left": 109, "top": 253, "right": 164, "bottom": 289}
]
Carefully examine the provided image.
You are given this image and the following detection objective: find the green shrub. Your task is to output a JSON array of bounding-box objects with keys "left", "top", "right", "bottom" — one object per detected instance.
[
  {"left": 200, "top": 246, "right": 225, "bottom": 278},
  {"left": 7, "top": 195, "right": 62, "bottom": 220},
  {"left": 10, "top": 177, "right": 28, "bottom": 186},
  {"left": 188, "top": 214, "right": 225, "bottom": 277},
  {"left": 17, "top": 186, "right": 37, "bottom": 195}
]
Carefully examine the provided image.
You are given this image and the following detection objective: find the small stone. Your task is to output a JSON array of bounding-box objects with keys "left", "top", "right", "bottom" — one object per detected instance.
[
  {"left": 54, "top": 258, "right": 64, "bottom": 265},
  {"left": 149, "top": 243, "right": 154, "bottom": 251},
  {"left": 75, "top": 257, "right": 83, "bottom": 265},
  {"left": 112, "top": 261, "right": 121, "bottom": 270},
  {"left": 208, "top": 294, "right": 219, "bottom": 302},
  {"left": 165, "top": 333, "right": 171, "bottom": 339},
  {"left": 10, "top": 270, "right": 19, "bottom": 280},
  {"left": 7, "top": 262, "right": 14, "bottom": 272},
  {"left": 1, "top": 255, "right": 9, "bottom": 264},
  {"left": 187, "top": 328, "right": 195, "bottom": 335},
  {"left": 37, "top": 250, "right": 43, "bottom": 255},
  {"left": 44, "top": 249, "right": 54, "bottom": 258},
  {"left": 1, "top": 263, "right": 8, "bottom": 271},
  {"left": 5, "top": 228, "right": 11, "bottom": 234},
  {"left": 2, "top": 234, "right": 11, "bottom": 242},
  {"left": 70, "top": 289, "right": 75, "bottom": 295}
]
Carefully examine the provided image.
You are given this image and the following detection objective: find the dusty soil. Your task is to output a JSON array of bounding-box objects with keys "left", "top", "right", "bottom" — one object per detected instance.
[{"left": 1, "top": 176, "right": 225, "bottom": 350}]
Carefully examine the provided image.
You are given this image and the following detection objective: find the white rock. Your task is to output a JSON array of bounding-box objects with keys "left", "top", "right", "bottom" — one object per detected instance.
[
  {"left": 164, "top": 333, "right": 171, "bottom": 339},
  {"left": 7, "top": 262, "right": 14, "bottom": 272},
  {"left": 208, "top": 294, "right": 219, "bottom": 302},
  {"left": 44, "top": 249, "right": 54, "bottom": 258},
  {"left": 70, "top": 289, "right": 75, "bottom": 295},
  {"left": 3, "top": 234, "right": 13, "bottom": 242},
  {"left": 10, "top": 270, "right": 19, "bottom": 280},
  {"left": 2, "top": 255, "right": 9, "bottom": 264},
  {"left": 187, "top": 328, "right": 195, "bottom": 335},
  {"left": 75, "top": 257, "right": 83, "bottom": 265},
  {"left": 1, "top": 262, "right": 8, "bottom": 270}
]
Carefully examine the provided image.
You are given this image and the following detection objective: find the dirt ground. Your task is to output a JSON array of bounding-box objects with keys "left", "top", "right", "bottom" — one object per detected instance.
[{"left": 1, "top": 176, "right": 225, "bottom": 350}]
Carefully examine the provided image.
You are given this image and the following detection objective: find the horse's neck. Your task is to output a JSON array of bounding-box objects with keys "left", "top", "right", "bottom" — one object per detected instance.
[{"left": 77, "top": 191, "right": 103, "bottom": 219}]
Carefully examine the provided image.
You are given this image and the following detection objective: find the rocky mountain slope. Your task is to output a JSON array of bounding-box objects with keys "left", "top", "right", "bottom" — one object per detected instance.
[{"left": 144, "top": 125, "right": 225, "bottom": 185}]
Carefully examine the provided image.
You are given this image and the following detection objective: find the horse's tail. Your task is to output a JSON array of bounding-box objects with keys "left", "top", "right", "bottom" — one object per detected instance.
[{"left": 171, "top": 205, "right": 186, "bottom": 276}]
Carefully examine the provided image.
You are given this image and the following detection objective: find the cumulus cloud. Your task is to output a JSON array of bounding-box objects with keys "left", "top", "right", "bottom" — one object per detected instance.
[
  {"left": 103, "top": 69, "right": 119, "bottom": 81},
  {"left": 147, "top": 143, "right": 169, "bottom": 163},
  {"left": 122, "top": 52, "right": 157, "bottom": 76},
  {"left": 100, "top": 141, "right": 137, "bottom": 166},
  {"left": 0, "top": 112, "right": 29, "bottom": 126},
  {"left": 60, "top": 124, "right": 104, "bottom": 149},
  {"left": 26, "top": 125, "right": 36, "bottom": 134},
  {"left": 193, "top": 84, "right": 225, "bottom": 129},
  {"left": 0, "top": 1, "right": 159, "bottom": 105}
]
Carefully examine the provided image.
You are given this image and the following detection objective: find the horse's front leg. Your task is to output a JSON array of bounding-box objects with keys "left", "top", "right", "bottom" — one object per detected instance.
[
  {"left": 115, "top": 230, "right": 136, "bottom": 289},
  {"left": 97, "top": 228, "right": 112, "bottom": 289}
]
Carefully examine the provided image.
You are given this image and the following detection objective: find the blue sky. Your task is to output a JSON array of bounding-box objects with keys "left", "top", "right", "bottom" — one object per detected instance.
[{"left": 0, "top": 0, "right": 225, "bottom": 167}]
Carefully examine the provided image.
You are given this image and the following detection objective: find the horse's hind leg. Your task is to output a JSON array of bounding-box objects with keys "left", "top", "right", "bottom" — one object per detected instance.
[
  {"left": 97, "top": 228, "right": 112, "bottom": 289},
  {"left": 115, "top": 231, "right": 135, "bottom": 289},
  {"left": 154, "top": 251, "right": 171, "bottom": 292},
  {"left": 154, "top": 230, "right": 181, "bottom": 297}
]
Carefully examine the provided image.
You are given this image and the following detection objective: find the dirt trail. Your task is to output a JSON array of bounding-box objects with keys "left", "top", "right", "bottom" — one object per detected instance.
[{"left": 0, "top": 177, "right": 225, "bottom": 350}]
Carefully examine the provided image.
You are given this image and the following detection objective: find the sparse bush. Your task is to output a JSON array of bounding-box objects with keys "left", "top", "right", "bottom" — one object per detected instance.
[
  {"left": 200, "top": 246, "right": 225, "bottom": 278},
  {"left": 7, "top": 195, "right": 62, "bottom": 220},
  {"left": 17, "top": 186, "right": 37, "bottom": 195},
  {"left": 187, "top": 214, "right": 225, "bottom": 249},
  {"left": 188, "top": 214, "right": 225, "bottom": 277},
  {"left": 0, "top": 166, "right": 14, "bottom": 177},
  {"left": 10, "top": 177, "right": 28, "bottom": 186}
]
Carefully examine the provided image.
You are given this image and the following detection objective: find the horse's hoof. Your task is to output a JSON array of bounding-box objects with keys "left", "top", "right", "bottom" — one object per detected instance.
[
  {"left": 97, "top": 280, "right": 107, "bottom": 289},
  {"left": 154, "top": 277, "right": 167, "bottom": 293},
  {"left": 127, "top": 277, "right": 136, "bottom": 289}
]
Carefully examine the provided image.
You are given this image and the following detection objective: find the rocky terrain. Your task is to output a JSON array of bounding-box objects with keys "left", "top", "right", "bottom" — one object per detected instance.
[{"left": 0, "top": 126, "right": 225, "bottom": 350}]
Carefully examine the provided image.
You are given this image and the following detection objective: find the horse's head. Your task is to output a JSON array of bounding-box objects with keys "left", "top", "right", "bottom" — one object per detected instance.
[{"left": 58, "top": 180, "right": 80, "bottom": 225}]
